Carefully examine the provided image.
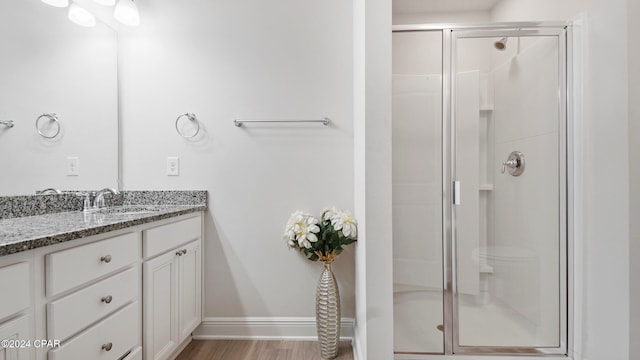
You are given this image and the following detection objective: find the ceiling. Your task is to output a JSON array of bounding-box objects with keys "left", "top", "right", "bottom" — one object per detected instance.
[{"left": 393, "top": 0, "right": 502, "bottom": 14}]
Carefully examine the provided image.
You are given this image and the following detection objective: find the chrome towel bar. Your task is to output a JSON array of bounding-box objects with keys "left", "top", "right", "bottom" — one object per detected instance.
[
  {"left": 0, "top": 120, "right": 14, "bottom": 128},
  {"left": 234, "top": 117, "right": 331, "bottom": 127}
]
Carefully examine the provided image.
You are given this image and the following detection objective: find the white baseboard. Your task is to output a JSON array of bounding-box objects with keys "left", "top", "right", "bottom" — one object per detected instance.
[
  {"left": 352, "top": 325, "right": 363, "bottom": 360},
  {"left": 169, "top": 337, "right": 193, "bottom": 360},
  {"left": 193, "top": 317, "right": 354, "bottom": 340},
  {"left": 394, "top": 356, "right": 572, "bottom": 360}
]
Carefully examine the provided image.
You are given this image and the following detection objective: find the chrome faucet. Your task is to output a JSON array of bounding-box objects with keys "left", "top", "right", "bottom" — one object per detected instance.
[
  {"left": 37, "top": 188, "right": 62, "bottom": 195},
  {"left": 92, "top": 188, "right": 120, "bottom": 209}
]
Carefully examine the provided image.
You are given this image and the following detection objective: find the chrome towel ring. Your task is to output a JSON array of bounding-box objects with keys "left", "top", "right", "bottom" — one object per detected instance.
[
  {"left": 175, "top": 113, "right": 200, "bottom": 138},
  {"left": 35, "top": 113, "right": 61, "bottom": 139}
]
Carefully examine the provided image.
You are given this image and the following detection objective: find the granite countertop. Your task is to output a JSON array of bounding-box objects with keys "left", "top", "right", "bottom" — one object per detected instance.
[
  {"left": 0, "top": 190, "right": 207, "bottom": 257},
  {"left": 0, "top": 205, "right": 205, "bottom": 257}
]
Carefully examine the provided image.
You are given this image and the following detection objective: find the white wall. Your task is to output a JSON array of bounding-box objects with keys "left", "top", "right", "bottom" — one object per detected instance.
[
  {"left": 393, "top": 11, "right": 490, "bottom": 25},
  {"left": 577, "top": 1, "right": 629, "bottom": 359},
  {"left": 491, "top": 0, "right": 588, "bottom": 22},
  {"left": 119, "top": 0, "right": 355, "bottom": 333},
  {"left": 628, "top": 0, "right": 640, "bottom": 358},
  {"left": 353, "top": 0, "right": 394, "bottom": 358},
  {"left": 0, "top": 0, "right": 118, "bottom": 195}
]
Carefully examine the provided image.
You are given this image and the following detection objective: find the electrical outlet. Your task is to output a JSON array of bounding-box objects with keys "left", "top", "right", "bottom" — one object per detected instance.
[
  {"left": 66, "top": 157, "right": 79, "bottom": 176},
  {"left": 167, "top": 157, "right": 180, "bottom": 176}
]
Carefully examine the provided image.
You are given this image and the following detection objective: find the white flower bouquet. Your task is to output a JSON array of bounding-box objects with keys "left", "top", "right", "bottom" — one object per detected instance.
[{"left": 283, "top": 207, "right": 358, "bottom": 263}]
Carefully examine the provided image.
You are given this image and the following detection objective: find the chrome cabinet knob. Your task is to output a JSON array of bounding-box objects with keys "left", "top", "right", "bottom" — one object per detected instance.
[
  {"left": 101, "top": 342, "right": 112, "bottom": 351},
  {"left": 176, "top": 250, "right": 183, "bottom": 256},
  {"left": 182, "top": 249, "right": 187, "bottom": 255},
  {"left": 100, "top": 255, "right": 112, "bottom": 263},
  {"left": 101, "top": 295, "right": 113, "bottom": 304}
]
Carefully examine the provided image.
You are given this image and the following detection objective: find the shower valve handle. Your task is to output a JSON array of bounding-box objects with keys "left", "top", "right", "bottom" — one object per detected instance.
[
  {"left": 501, "top": 159, "right": 518, "bottom": 173},
  {"left": 501, "top": 151, "right": 525, "bottom": 176}
]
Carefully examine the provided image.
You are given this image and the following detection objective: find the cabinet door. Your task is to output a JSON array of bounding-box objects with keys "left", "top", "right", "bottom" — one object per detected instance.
[
  {"left": 177, "top": 240, "right": 201, "bottom": 342},
  {"left": 143, "top": 251, "right": 179, "bottom": 360},
  {"left": 0, "top": 262, "right": 30, "bottom": 321},
  {"left": 0, "top": 315, "right": 31, "bottom": 360}
]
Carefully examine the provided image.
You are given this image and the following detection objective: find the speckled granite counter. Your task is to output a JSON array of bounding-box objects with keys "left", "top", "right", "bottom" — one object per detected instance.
[{"left": 0, "top": 190, "right": 207, "bottom": 257}]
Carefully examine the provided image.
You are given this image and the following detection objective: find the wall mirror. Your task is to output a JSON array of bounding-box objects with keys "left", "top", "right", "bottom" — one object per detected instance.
[{"left": 0, "top": 0, "right": 118, "bottom": 196}]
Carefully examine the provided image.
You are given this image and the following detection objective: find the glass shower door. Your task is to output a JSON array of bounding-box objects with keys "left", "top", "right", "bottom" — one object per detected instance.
[
  {"left": 392, "top": 30, "right": 444, "bottom": 354},
  {"left": 451, "top": 29, "right": 567, "bottom": 354}
]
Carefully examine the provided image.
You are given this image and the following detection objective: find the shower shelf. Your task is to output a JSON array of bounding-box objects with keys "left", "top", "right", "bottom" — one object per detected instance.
[
  {"left": 480, "top": 263, "right": 494, "bottom": 274},
  {"left": 479, "top": 184, "right": 494, "bottom": 191},
  {"left": 480, "top": 105, "right": 494, "bottom": 112}
]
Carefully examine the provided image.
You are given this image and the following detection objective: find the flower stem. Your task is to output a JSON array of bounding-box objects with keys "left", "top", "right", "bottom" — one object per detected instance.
[{"left": 314, "top": 251, "right": 337, "bottom": 264}]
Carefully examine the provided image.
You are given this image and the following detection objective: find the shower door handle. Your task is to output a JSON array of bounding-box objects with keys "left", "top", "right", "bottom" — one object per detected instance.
[{"left": 453, "top": 181, "right": 461, "bottom": 205}]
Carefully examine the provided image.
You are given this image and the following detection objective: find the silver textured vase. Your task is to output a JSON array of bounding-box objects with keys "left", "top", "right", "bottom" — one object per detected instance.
[{"left": 316, "top": 262, "right": 341, "bottom": 359}]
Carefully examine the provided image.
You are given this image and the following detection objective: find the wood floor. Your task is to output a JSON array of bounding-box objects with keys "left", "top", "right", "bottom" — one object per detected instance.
[{"left": 176, "top": 340, "right": 354, "bottom": 360}]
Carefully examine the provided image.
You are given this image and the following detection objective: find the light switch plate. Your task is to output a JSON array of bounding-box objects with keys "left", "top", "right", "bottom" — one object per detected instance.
[
  {"left": 66, "top": 157, "right": 79, "bottom": 176},
  {"left": 167, "top": 157, "right": 180, "bottom": 176}
]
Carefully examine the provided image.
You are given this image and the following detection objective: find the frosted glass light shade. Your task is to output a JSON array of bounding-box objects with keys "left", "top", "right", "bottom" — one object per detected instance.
[
  {"left": 41, "top": 0, "right": 69, "bottom": 7},
  {"left": 68, "top": 3, "right": 96, "bottom": 27},
  {"left": 114, "top": 0, "right": 139, "bottom": 26},
  {"left": 92, "top": 0, "right": 116, "bottom": 5}
]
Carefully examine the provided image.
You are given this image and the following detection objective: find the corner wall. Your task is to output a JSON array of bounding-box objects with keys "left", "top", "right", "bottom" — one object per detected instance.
[
  {"left": 628, "top": 0, "right": 640, "bottom": 358},
  {"left": 578, "top": 1, "right": 629, "bottom": 358},
  {"left": 353, "top": 0, "right": 394, "bottom": 358}
]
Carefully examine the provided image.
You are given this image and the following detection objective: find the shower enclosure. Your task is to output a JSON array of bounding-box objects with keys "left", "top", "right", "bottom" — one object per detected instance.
[{"left": 392, "top": 24, "right": 569, "bottom": 356}]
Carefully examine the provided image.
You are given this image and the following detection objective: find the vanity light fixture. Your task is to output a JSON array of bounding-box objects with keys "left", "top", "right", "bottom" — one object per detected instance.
[
  {"left": 40, "top": 0, "right": 139, "bottom": 27},
  {"left": 41, "top": 0, "right": 69, "bottom": 7},
  {"left": 92, "top": 0, "right": 116, "bottom": 6},
  {"left": 114, "top": 0, "right": 140, "bottom": 26},
  {"left": 68, "top": 3, "right": 96, "bottom": 27}
]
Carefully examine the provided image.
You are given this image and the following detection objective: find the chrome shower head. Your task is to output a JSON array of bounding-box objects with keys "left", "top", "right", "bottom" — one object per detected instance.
[{"left": 494, "top": 37, "right": 508, "bottom": 51}]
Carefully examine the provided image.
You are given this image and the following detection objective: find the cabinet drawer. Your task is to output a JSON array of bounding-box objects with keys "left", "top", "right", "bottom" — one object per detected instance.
[
  {"left": 122, "top": 346, "right": 142, "bottom": 360},
  {"left": 0, "top": 262, "right": 31, "bottom": 320},
  {"left": 47, "top": 267, "right": 139, "bottom": 341},
  {"left": 46, "top": 232, "right": 140, "bottom": 296},
  {"left": 48, "top": 302, "right": 139, "bottom": 360},
  {"left": 143, "top": 216, "right": 201, "bottom": 259}
]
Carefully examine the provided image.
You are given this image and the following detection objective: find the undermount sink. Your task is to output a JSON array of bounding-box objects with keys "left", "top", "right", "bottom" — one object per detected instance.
[{"left": 91, "top": 206, "right": 163, "bottom": 216}]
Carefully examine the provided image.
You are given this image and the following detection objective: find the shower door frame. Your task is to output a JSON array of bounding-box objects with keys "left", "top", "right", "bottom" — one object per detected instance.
[{"left": 392, "top": 22, "right": 573, "bottom": 357}]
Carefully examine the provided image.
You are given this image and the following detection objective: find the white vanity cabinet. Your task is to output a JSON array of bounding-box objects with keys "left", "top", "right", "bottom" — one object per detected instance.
[
  {"left": 142, "top": 216, "right": 202, "bottom": 360},
  {"left": 0, "top": 261, "right": 33, "bottom": 360},
  {"left": 0, "top": 211, "right": 202, "bottom": 360}
]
